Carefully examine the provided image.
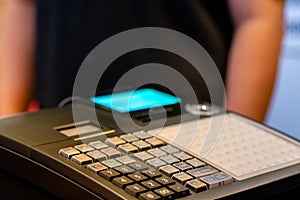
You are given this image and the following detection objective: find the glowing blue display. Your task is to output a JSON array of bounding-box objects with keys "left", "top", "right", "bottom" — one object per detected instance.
[{"left": 91, "top": 88, "right": 181, "bottom": 113}]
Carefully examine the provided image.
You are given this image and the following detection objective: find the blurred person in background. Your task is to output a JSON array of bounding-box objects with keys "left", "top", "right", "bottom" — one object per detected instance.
[{"left": 0, "top": 0, "right": 285, "bottom": 122}]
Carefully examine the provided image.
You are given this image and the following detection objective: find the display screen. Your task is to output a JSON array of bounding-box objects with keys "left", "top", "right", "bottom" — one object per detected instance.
[{"left": 91, "top": 88, "right": 181, "bottom": 113}]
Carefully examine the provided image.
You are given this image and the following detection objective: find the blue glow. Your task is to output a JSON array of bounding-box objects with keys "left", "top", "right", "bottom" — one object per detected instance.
[{"left": 91, "top": 88, "right": 181, "bottom": 113}]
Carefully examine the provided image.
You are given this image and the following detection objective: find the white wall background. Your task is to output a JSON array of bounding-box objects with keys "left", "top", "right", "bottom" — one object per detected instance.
[{"left": 266, "top": 0, "right": 300, "bottom": 140}]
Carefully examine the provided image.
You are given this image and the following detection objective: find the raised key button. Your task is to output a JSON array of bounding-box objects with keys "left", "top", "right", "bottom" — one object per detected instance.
[
  {"left": 173, "top": 162, "right": 193, "bottom": 171},
  {"left": 159, "top": 165, "right": 180, "bottom": 177},
  {"left": 186, "top": 166, "right": 218, "bottom": 178},
  {"left": 141, "top": 180, "right": 161, "bottom": 190},
  {"left": 116, "top": 156, "right": 136, "bottom": 165},
  {"left": 143, "top": 171, "right": 162, "bottom": 179},
  {"left": 134, "top": 152, "right": 154, "bottom": 163},
  {"left": 120, "top": 134, "right": 139, "bottom": 143},
  {"left": 147, "top": 148, "right": 167, "bottom": 157},
  {"left": 100, "top": 147, "right": 121, "bottom": 158},
  {"left": 86, "top": 150, "right": 107, "bottom": 161},
  {"left": 128, "top": 162, "right": 149, "bottom": 172},
  {"left": 59, "top": 147, "right": 80, "bottom": 159},
  {"left": 200, "top": 172, "right": 233, "bottom": 189},
  {"left": 112, "top": 176, "right": 134, "bottom": 189},
  {"left": 155, "top": 176, "right": 175, "bottom": 186},
  {"left": 132, "top": 140, "right": 151, "bottom": 151},
  {"left": 88, "top": 140, "right": 108, "bottom": 149},
  {"left": 160, "top": 145, "right": 180, "bottom": 154},
  {"left": 128, "top": 173, "right": 148, "bottom": 182},
  {"left": 146, "top": 158, "right": 167, "bottom": 169},
  {"left": 117, "top": 143, "right": 139, "bottom": 154},
  {"left": 160, "top": 155, "right": 180, "bottom": 165},
  {"left": 154, "top": 187, "right": 174, "bottom": 199},
  {"left": 114, "top": 165, "right": 135, "bottom": 175},
  {"left": 168, "top": 183, "right": 191, "bottom": 198},
  {"left": 139, "top": 191, "right": 161, "bottom": 200},
  {"left": 185, "top": 158, "right": 205, "bottom": 168},
  {"left": 185, "top": 179, "right": 207, "bottom": 193},
  {"left": 74, "top": 144, "right": 95, "bottom": 153},
  {"left": 101, "top": 159, "right": 122, "bottom": 168},
  {"left": 100, "top": 169, "right": 121, "bottom": 181},
  {"left": 171, "top": 172, "right": 193, "bottom": 185},
  {"left": 71, "top": 154, "right": 93, "bottom": 165},
  {"left": 133, "top": 131, "right": 152, "bottom": 139},
  {"left": 145, "top": 138, "right": 164, "bottom": 148},
  {"left": 172, "top": 152, "right": 192, "bottom": 161},
  {"left": 125, "top": 183, "right": 147, "bottom": 197},
  {"left": 105, "top": 136, "right": 126, "bottom": 147},
  {"left": 86, "top": 162, "right": 108, "bottom": 173}
]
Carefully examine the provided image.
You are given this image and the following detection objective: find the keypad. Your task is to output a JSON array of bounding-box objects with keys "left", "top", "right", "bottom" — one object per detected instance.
[{"left": 59, "top": 133, "right": 233, "bottom": 199}]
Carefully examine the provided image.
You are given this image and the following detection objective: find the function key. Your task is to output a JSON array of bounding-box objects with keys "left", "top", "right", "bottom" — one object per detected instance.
[
  {"left": 114, "top": 165, "right": 135, "bottom": 175},
  {"left": 128, "top": 173, "right": 148, "bottom": 182},
  {"left": 134, "top": 152, "right": 154, "bottom": 163},
  {"left": 200, "top": 172, "right": 233, "bottom": 189},
  {"left": 116, "top": 155, "right": 136, "bottom": 165},
  {"left": 143, "top": 171, "right": 162, "bottom": 179},
  {"left": 105, "top": 136, "right": 126, "bottom": 147},
  {"left": 171, "top": 172, "right": 193, "bottom": 185},
  {"left": 71, "top": 154, "right": 93, "bottom": 165},
  {"left": 100, "top": 147, "right": 121, "bottom": 158},
  {"left": 101, "top": 159, "right": 122, "bottom": 168},
  {"left": 88, "top": 140, "right": 108, "bottom": 150},
  {"left": 155, "top": 176, "right": 175, "bottom": 186},
  {"left": 100, "top": 169, "right": 121, "bottom": 181},
  {"left": 146, "top": 158, "right": 167, "bottom": 169},
  {"left": 128, "top": 162, "right": 149, "bottom": 172},
  {"left": 186, "top": 166, "right": 218, "bottom": 178},
  {"left": 160, "top": 155, "right": 180, "bottom": 165},
  {"left": 132, "top": 140, "right": 152, "bottom": 151},
  {"left": 185, "top": 158, "right": 206, "bottom": 168},
  {"left": 154, "top": 187, "right": 175, "bottom": 199},
  {"left": 117, "top": 143, "right": 139, "bottom": 154},
  {"left": 112, "top": 176, "right": 134, "bottom": 189},
  {"left": 125, "top": 183, "right": 147, "bottom": 197},
  {"left": 133, "top": 131, "right": 152, "bottom": 140},
  {"left": 86, "top": 162, "right": 108, "bottom": 173},
  {"left": 185, "top": 179, "right": 208, "bottom": 193},
  {"left": 138, "top": 191, "right": 162, "bottom": 200},
  {"left": 173, "top": 162, "right": 193, "bottom": 171},
  {"left": 145, "top": 138, "right": 165, "bottom": 148},
  {"left": 172, "top": 152, "right": 192, "bottom": 161},
  {"left": 159, "top": 165, "right": 180, "bottom": 177},
  {"left": 120, "top": 134, "right": 139, "bottom": 143},
  {"left": 74, "top": 144, "right": 95, "bottom": 153},
  {"left": 147, "top": 148, "right": 167, "bottom": 157},
  {"left": 86, "top": 150, "right": 107, "bottom": 161},
  {"left": 58, "top": 147, "right": 80, "bottom": 159},
  {"left": 168, "top": 183, "right": 191, "bottom": 198},
  {"left": 160, "top": 145, "right": 180, "bottom": 154}
]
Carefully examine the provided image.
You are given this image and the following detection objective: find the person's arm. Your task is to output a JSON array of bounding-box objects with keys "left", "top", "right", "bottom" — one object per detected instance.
[
  {"left": 0, "top": 0, "right": 36, "bottom": 117},
  {"left": 226, "top": 0, "right": 285, "bottom": 122}
]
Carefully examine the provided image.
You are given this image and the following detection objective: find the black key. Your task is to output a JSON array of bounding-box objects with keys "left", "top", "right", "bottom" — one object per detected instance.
[
  {"left": 99, "top": 169, "right": 121, "bottom": 181},
  {"left": 125, "top": 183, "right": 147, "bottom": 197},
  {"left": 143, "top": 171, "right": 162, "bottom": 179},
  {"left": 141, "top": 180, "right": 161, "bottom": 190},
  {"left": 139, "top": 191, "right": 162, "bottom": 200},
  {"left": 128, "top": 173, "right": 148, "bottom": 182},
  {"left": 112, "top": 176, "right": 134, "bottom": 189},
  {"left": 154, "top": 187, "right": 175, "bottom": 199},
  {"left": 155, "top": 176, "right": 175, "bottom": 186},
  {"left": 185, "top": 179, "right": 208, "bottom": 193},
  {"left": 168, "top": 183, "right": 191, "bottom": 198}
]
